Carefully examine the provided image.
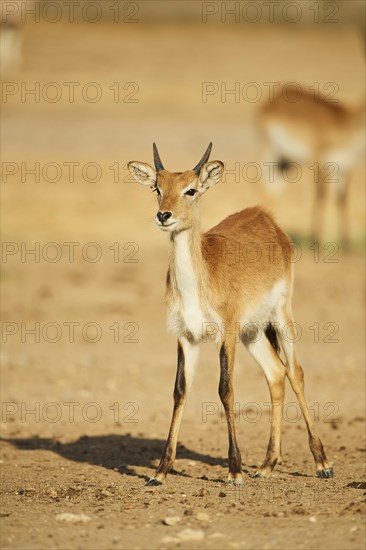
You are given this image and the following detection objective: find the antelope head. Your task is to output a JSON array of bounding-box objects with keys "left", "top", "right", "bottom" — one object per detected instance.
[{"left": 128, "top": 143, "right": 224, "bottom": 232}]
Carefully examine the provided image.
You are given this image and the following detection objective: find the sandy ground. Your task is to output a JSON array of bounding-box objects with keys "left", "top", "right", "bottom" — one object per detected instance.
[{"left": 1, "top": 19, "right": 365, "bottom": 550}]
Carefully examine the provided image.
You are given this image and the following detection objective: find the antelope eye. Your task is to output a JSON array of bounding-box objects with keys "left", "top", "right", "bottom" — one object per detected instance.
[
  {"left": 152, "top": 187, "right": 161, "bottom": 196},
  {"left": 185, "top": 189, "right": 197, "bottom": 196}
]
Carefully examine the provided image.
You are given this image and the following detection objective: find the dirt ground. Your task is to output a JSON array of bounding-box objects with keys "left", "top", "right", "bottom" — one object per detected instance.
[{"left": 1, "top": 16, "right": 365, "bottom": 550}]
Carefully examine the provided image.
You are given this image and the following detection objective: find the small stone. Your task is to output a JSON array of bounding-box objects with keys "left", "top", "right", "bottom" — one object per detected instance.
[
  {"left": 309, "top": 516, "right": 317, "bottom": 523},
  {"left": 178, "top": 528, "right": 205, "bottom": 541},
  {"left": 55, "top": 513, "right": 91, "bottom": 524},
  {"left": 195, "top": 487, "right": 209, "bottom": 497},
  {"left": 161, "top": 535, "right": 179, "bottom": 544},
  {"left": 196, "top": 512, "right": 210, "bottom": 522},
  {"left": 209, "top": 532, "right": 226, "bottom": 539},
  {"left": 163, "top": 516, "right": 181, "bottom": 526},
  {"left": 48, "top": 487, "right": 58, "bottom": 499}
]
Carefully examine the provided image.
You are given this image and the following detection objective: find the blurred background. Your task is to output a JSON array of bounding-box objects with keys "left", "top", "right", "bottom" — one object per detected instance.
[
  {"left": 1, "top": 2, "right": 365, "bottom": 547},
  {"left": 2, "top": 0, "right": 365, "bottom": 245}
]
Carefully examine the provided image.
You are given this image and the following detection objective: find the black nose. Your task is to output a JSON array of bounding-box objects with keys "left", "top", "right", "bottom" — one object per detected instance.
[{"left": 157, "top": 211, "right": 172, "bottom": 224}]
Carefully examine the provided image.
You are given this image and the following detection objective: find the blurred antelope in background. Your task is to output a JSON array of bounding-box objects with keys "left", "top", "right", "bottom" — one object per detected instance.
[
  {"left": 1, "top": 21, "right": 22, "bottom": 76},
  {"left": 0, "top": 0, "right": 38, "bottom": 76},
  {"left": 128, "top": 143, "right": 333, "bottom": 486},
  {"left": 259, "top": 86, "right": 364, "bottom": 249}
]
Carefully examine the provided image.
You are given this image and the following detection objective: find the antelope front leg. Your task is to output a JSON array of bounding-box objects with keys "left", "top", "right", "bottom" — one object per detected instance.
[
  {"left": 337, "top": 173, "right": 350, "bottom": 251},
  {"left": 219, "top": 336, "right": 244, "bottom": 485},
  {"left": 146, "top": 337, "right": 199, "bottom": 486},
  {"left": 311, "top": 168, "right": 327, "bottom": 244}
]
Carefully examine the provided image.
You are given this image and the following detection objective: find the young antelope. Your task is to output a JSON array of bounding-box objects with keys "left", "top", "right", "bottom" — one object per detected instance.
[{"left": 128, "top": 143, "right": 333, "bottom": 486}]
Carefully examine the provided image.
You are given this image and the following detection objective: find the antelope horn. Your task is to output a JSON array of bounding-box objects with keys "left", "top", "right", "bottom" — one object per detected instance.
[
  {"left": 192, "top": 142, "right": 212, "bottom": 174},
  {"left": 153, "top": 143, "right": 165, "bottom": 171}
]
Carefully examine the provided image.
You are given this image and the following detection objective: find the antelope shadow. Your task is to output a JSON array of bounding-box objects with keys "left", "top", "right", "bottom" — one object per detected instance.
[{"left": 1, "top": 434, "right": 257, "bottom": 482}]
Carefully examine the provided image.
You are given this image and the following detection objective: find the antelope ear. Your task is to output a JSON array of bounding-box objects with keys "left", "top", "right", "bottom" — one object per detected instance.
[
  {"left": 199, "top": 161, "right": 224, "bottom": 191},
  {"left": 128, "top": 161, "right": 156, "bottom": 186}
]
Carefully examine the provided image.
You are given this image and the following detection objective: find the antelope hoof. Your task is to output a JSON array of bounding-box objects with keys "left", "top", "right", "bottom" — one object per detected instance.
[
  {"left": 251, "top": 470, "right": 270, "bottom": 479},
  {"left": 227, "top": 475, "right": 244, "bottom": 486},
  {"left": 316, "top": 467, "right": 334, "bottom": 479},
  {"left": 145, "top": 478, "right": 163, "bottom": 486}
]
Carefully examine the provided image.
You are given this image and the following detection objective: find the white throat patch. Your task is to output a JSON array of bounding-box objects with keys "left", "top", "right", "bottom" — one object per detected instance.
[{"left": 173, "top": 230, "right": 205, "bottom": 340}]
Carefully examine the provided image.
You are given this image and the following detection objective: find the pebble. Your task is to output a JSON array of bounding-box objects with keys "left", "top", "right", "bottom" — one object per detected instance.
[
  {"left": 178, "top": 528, "right": 205, "bottom": 541},
  {"left": 55, "top": 513, "right": 91, "bottom": 524},
  {"left": 309, "top": 516, "right": 317, "bottom": 523},
  {"left": 196, "top": 512, "right": 210, "bottom": 522},
  {"left": 161, "top": 535, "right": 179, "bottom": 544},
  {"left": 163, "top": 516, "right": 181, "bottom": 526},
  {"left": 209, "top": 532, "right": 226, "bottom": 539},
  {"left": 48, "top": 487, "right": 58, "bottom": 499},
  {"left": 196, "top": 488, "right": 209, "bottom": 497}
]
